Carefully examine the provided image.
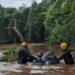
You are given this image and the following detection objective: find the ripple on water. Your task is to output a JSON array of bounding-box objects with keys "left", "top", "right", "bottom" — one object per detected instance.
[
  {"left": 0, "top": 62, "right": 75, "bottom": 75},
  {"left": 0, "top": 62, "right": 21, "bottom": 72}
]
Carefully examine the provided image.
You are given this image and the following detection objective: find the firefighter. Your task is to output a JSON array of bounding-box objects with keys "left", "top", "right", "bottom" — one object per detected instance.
[
  {"left": 18, "top": 42, "right": 36, "bottom": 64},
  {"left": 59, "top": 42, "right": 74, "bottom": 64}
]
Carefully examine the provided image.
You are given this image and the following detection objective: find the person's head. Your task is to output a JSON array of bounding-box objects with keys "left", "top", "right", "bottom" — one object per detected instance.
[
  {"left": 60, "top": 42, "right": 69, "bottom": 51},
  {"left": 21, "top": 42, "right": 28, "bottom": 49}
]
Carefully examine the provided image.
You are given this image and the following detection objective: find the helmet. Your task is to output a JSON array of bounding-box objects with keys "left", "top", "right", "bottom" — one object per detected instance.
[
  {"left": 60, "top": 42, "right": 68, "bottom": 50},
  {"left": 21, "top": 42, "right": 28, "bottom": 48}
]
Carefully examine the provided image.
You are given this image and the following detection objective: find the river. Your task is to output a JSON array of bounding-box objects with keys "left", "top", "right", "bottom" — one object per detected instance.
[
  {"left": 0, "top": 62, "right": 75, "bottom": 75},
  {"left": 0, "top": 44, "right": 75, "bottom": 75}
]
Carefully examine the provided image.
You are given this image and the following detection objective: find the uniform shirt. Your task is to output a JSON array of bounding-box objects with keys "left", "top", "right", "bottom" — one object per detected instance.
[
  {"left": 18, "top": 48, "right": 36, "bottom": 64},
  {"left": 18, "top": 48, "right": 31, "bottom": 64},
  {"left": 59, "top": 50, "right": 74, "bottom": 64}
]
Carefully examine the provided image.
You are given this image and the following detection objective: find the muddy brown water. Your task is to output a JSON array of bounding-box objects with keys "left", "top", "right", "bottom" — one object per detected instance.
[
  {"left": 0, "top": 62, "right": 75, "bottom": 75},
  {"left": 0, "top": 44, "right": 75, "bottom": 75}
]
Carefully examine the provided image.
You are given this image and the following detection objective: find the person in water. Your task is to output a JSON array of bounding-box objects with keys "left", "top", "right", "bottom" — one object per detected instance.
[
  {"left": 59, "top": 42, "right": 74, "bottom": 64},
  {"left": 18, "top": 42, "right": 36, "bottom": 64}
]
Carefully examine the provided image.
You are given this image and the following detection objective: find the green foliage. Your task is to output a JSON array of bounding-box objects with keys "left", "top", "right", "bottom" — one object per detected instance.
[
  {"left": 0, "top": 5, "right": 18, "bottom": 43},
  {"left": 0, "top": 48, "right": 17, "bottom": 62},
  {"left": 15, "top": 7, "right": 30, "bottom": 39},
  {"left": 0, "top": 0, "right": 55, "bottom": 43},
  {"left": 0, "top": 0, "right": 75, "bottom": 48},
  {"left": 44, "top": 0, "right": 75, "bottom": 45},
  {"left": 26, "top": 0, "right": 52, "bottom": 42},
  {"left": 5, "top": 48, "right": 17, "bottom": 62}
]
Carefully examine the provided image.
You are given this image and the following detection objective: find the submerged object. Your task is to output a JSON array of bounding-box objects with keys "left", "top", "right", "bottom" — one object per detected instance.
[{"left": 33, "top": 51, "right": 59, "bottom": 65}]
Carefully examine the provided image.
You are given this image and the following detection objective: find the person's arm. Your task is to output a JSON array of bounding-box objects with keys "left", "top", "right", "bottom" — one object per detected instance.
[
  {"left": 68, "top": 50, "right": 75, "bottom": 52},
  {"left": 26, "top": 49, "right": 32, "bottom": 56},
  {"left": 58, "top": 54, "right": 64, "bottom": 61}
]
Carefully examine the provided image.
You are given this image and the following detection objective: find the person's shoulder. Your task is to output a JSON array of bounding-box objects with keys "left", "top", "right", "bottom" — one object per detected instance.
[
  {"left": 21, "top": 48, "right": 29, "bottom": 51},
  {"left": 19, "top": 48, "right": 25, "bottom": 51},
  {"left": 63, "top": 50, "right": 71, "bottom": 55}
]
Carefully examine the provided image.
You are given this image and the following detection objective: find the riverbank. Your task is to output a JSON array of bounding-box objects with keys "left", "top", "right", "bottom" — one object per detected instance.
[{"left": 0, "top": 43, "right": 48, "bottom": 52}]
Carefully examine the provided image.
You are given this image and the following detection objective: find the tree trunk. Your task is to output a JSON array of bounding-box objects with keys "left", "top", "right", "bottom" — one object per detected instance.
[
  {"left": 13, "top": 18, "right": 25, "bottom": 42},
  {"left": 13, "top": 26, "right": 24, "bottom": 42},
  {"left": 7, "top": 18, "right": 25, "bottom": 42}
]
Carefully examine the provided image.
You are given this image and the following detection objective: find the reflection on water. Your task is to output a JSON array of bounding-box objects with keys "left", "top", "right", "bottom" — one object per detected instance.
[{"left": 0, "top": 62, "right": 75, "bottom": 75}]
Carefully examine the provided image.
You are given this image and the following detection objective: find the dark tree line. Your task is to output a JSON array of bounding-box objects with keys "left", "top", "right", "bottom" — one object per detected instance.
[
  {"left": 0, "top": 0, "right": 52, "bottom": 43},
  {"left": 0, "top": 0, "right": 75, "bottom": 47}
]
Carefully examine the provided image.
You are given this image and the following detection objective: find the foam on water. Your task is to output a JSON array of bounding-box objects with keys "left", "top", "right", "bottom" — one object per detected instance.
[
  {"left": 0, "top": 51, "right": 4, "bottom": 57},
  {"left": 26, "top": 65, "right": 63, "bottom": 70},
  {"left": 0, "top": 62, "right": 21, "bottom": 72},
  {"left": 30, "top": 70, "right": 47, "bottom": 73},
  {"left": 0, "top": 62, "right": 63, "bottom": 75}
]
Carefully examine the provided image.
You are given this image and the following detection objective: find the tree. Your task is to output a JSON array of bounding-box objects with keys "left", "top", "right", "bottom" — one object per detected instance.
[
  {"left": 15, "top": 7, "right": 30, "bottom": 41},
  {"left": 0, "top": 5, "right": 9, "bottom": 43},
  {"left": 25, "top": 0, "right": 52, "bottom": 42},
  {"left": 44, "top": 0, "right": 75, "bottom": 45}
]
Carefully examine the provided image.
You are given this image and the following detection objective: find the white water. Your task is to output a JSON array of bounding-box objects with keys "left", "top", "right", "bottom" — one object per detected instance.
[
  {"left": 0, "top": 62, "right": 63, "bottom": 74},
  {"left": 0, "top": 51, "right": 75, "bottom": 75}
]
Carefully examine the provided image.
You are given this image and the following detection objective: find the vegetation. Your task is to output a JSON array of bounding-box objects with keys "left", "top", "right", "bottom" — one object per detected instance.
[
  {"left": 0, "top": 0, "right": 75, "bottom": 47},
  {"left": 44, "top": 0, "right": 75, "bottom": 46},
  {"left": 0, "top": 48, "right": 17, "bottom": 62}
]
